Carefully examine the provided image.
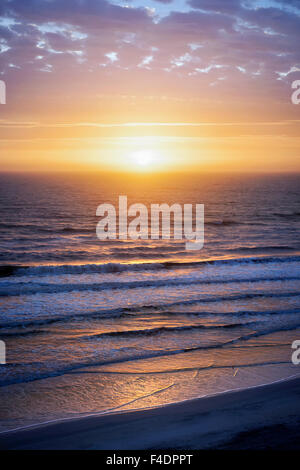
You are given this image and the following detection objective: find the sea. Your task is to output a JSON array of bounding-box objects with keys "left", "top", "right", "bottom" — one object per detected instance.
[{"left": 0, "top": 172, "right": 299, "bottom": 432}]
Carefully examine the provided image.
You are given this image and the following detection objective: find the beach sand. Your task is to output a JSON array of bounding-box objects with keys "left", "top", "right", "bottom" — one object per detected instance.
[{"left": 1, "top": 375, "right": 300, "bottom": 450}]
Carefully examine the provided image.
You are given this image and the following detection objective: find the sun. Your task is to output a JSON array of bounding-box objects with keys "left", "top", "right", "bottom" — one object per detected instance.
[{"left": 131, "top": 149, "right": 156, "bottom": 168}]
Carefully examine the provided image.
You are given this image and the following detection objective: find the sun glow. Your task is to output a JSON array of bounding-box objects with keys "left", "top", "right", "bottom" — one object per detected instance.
[{"left": 131, "top": 149, "right": 158, "bottom": 169}]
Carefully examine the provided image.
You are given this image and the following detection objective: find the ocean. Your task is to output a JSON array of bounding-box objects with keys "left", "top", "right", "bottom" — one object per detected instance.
[{"left": 0, "top": 172, "right": 299, "bottom": 432}]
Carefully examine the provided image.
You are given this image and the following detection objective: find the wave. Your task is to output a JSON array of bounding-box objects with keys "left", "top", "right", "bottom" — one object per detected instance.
[
  {"left": 1, "top": 274, "right": 299, "bottom": 297},
  {"left": 227, "top": 245, "right": 298, "bottom": 254},
  {"left": 81, "top": 322, "right": 253, "bottom": 340},
  {"left": 155, "top": 307, "right": 300, "bottom": 318},
  {"left": 273, "top": 212, "right": 300, "bottom": 219},
  {"left": 0, "top": 222, "right": 94, "bottom": 234},
  {"left": 1, "top": 292, "right": 300, "bottom": 329},
  {"left": 1, "top": 322, "right": 300, "bottom": 387},
  {"left": 205, "top": 219, "right": 238, "bottom": 226},
  {"left": 0, "top": 322, "right": 253, "bottom": 340},
  {"left": 1, "top": 254, "right": 300, "bottom": 278},
  {"left": 0, "top": 329, "right": 49, "bottom": 338},
  {"left": 70, "top": 360, "right": 290, "bottom": 376}
]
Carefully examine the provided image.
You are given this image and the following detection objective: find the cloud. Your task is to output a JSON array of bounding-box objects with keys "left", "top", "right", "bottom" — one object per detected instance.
[
  {"left": 0, "top": 0, "right": 298, "bottom": 118},
  {"left": 152, "top": 0, "right": 174, "bottom": 3},
  {"left": 188, "top": 0, "right": 242, "bottom": 14}
]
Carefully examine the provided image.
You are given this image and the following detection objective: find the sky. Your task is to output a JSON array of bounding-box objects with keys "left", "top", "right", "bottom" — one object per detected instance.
[{"left": 0, "top": 0, "right": 299, "bottom": 172}]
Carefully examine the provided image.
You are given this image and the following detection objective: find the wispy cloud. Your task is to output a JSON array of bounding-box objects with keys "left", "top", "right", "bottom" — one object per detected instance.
[{"left": 0, "top": 120, "right": 299, "bottom": 129}]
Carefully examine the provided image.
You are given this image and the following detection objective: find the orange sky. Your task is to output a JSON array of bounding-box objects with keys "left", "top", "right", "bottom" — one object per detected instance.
[{"left": 0, "top": 0, "right": 299, "bottom": 173}]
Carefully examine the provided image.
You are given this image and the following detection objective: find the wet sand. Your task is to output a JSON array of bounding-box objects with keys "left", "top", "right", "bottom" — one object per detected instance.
[{"left": 1, "top": 375, "right": 300, "bottom": 450}]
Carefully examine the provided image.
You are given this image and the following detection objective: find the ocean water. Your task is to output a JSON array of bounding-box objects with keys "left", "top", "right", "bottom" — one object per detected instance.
[{"left": 0, "top": 172, "right": 300, "bottom": 432}]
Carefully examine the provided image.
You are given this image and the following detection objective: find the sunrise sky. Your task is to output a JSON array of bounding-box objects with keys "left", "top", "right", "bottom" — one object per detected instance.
[{"left": 0, "top": 0, "right": 299, "bottom": 172}]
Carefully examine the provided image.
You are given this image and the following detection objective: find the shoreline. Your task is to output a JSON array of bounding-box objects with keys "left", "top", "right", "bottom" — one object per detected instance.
[
  {"left": 1, "top": 374, "right": 300, "bottom": 450},
  {"left": 1, "top": 372, "right": 299, "bottom": 436}
]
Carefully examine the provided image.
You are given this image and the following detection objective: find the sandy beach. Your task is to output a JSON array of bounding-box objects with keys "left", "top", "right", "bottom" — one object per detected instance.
[{"left": 1, "top": 375, "right": 300, "bottom": 450}]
